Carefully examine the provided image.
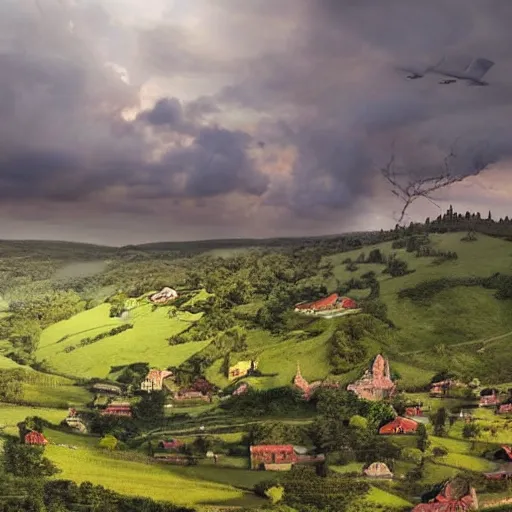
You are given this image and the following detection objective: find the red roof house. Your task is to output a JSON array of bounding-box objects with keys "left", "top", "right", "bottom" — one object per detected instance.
[
  {"left": 405, "top": 406, "right": 423, "bottom": 417},
  {"left": 158, "top": 439, "right": 183, "bottom": 451},
  {"left": 101, "top": 402, "right": 132, "bottom": 417},
  {"left": 379, "top": 417, "right": 419, "bottom": 435},
  {"left": 479, "top": 393, "right": 499, "bottom": 407},
  {"left": 295, "top": 293, "right": 339, "bottom": 311},
  {"left": 498, "top": 403, "right": 512, "bottom": 414},
  {"left": 24, "top": 431, "right": 48, "bottom": 445},
  {"left": 250, "top": 444, "right": 297, "bottom": 469},
  {"left": 340, "top": 297, "right": 357, "bottom": 309}
]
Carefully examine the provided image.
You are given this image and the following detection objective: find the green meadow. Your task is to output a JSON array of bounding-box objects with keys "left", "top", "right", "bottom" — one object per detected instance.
[
  {"left": 39, "top": 428, "right": 265, "bottom": 509},
  {"left": 36, "top": 303, "right": 208, "bottom": 378}
]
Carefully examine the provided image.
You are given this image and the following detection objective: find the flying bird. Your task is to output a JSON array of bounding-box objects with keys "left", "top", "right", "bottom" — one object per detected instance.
[{"left": 399, "top": 56, "right": 495, "bottom": 86}]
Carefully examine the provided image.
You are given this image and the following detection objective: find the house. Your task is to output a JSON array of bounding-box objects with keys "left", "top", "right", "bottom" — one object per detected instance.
[
  {"left": 92, "top": 383, "right": 122, "bottom": 395},
  {"left": 24, "top": 431, "right": 48, "bottom": 445},
  {"left": 347, "top": 354, "right": 396, "bottom": 401},
  {"left": 429, "top": 379, "right": 461, "bottom": 397},
  {"left": 141, "top": 369, "right": 174, "bottom": 392},
  {"left": 498, "top": 403, "right": 512, "bottom": 414},
  {"left": 173, "top": 390, "right": 210, "bottom": 402},
  {"left": 405, "top": 406, "right": 423, "bottom": 417},
  {"left": 412, "top": 480, "right": 478, "bottom": 511},
  {"left": 379, "top": 416, "right": 418, "bottom": 435},
  {"left": 232, "top": 383, "right": 249, "bottom": 396},
  {"left": 250, "top": 444, "right": 325, "bottom": 471},
  {"left": 65, "top": 408, "right": 87, "bottom": 433},
  {"left": 479, "top": 390, "right": 499, "bottom": 407},
  {"left": 363, "top": 462, "right": 393, "bottom": 479},
  {"left": 158, "top": 439, "right": 183, "bottom": 451},
  {"left": 101, "top": 402, "right": 132, "bottom": 417},
  {"left": 294, "top": 293, "right": 358, "bottom": 314},
  {"left": 228, "top": 360, "right": 257, "bottom": 381},
  {"left": 484, "top": 470, "right": 512, "bottom": 481},
  {"left": 150, "top": 287, "right": 178, "bottom": 304}
]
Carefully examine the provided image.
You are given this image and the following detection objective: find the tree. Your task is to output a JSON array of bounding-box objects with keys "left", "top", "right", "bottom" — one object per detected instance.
[
  {"left": 462, "top": 423, "right": 481, "bottom": 440},
  {"left": 3, "top": 437, "right": 59, "bottom": 477},
  {"left": 220, "top": 352, "right": 231, "bottom": 378},
  {"left": 349, "top": 415, "right": 368, "bottom": 430},
  {"left": 416, "top": 423, "right": 430, "bottom": 452},
  {"left": 134, "top": 390, "right": 165, "bottom": 420},
  {"left": 99, "top": 434, "right": 118, "bottom": 451},
  {"left": 433, "top": 407, "right": 447, "bottom": 437},
  {"left": 381, "top": 140, "right": 490, "bottom": 225},
  {"left": 265, "top": 485, "right": 284, "bottom": 505}
]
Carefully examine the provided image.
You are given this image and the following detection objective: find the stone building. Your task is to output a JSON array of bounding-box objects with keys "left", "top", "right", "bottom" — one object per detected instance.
[{"left": 347, "top": 354, "right": 396, "bottom": 401}]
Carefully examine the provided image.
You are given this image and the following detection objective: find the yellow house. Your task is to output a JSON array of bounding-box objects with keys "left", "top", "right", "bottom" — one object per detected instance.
[{"left": 228, "top": 360, "right": 257, "bottom": 381}]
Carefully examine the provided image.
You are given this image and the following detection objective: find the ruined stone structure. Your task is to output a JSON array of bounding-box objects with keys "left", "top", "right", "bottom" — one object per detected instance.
[
  {"left": 364, "top": 462, "right": 393, "bottom": 478},
  {"left": 150, "top": 287, "right": 178, "bottom": 304},
  {"left": 347, "top": 354, "right": 396, "bottom": 401},
  {"left": 412, "top": 479, "right": 478, "bottom": 511},
  {"left": 293, "top": 363, "right": 325, "bottom": 400}
]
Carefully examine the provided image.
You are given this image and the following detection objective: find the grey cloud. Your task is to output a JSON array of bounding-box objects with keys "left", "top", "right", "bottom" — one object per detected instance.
[{"left": 2, "top": 0, "right": 512, "bottom": 243}]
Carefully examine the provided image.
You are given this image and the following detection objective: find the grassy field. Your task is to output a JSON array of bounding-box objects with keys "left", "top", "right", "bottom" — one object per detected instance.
[
  {"left": 0, "top": 355, "right": 29, "bottom": 370},
  {"left": 205, "top": 323, "right": 339, "bottom": 390},
  {"left": 0, "top": 404, "right": 67, "bottom": 436},
  {"left": 363, "top": 486, "right": 411, "bottom": 508},
  {"left": 324, "top": 233, "right": 512, "bottom": 351},
  {"left": 39, "top": 429, "right": 266, "bottom": 508},
  {"left": 35, "top": 303, "right": 208, "bottom": 378}
]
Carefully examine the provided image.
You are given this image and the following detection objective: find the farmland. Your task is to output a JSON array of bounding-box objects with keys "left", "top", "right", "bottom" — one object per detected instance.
[{"left": 36, "top": 302, "right": 207, "bottom": 379}]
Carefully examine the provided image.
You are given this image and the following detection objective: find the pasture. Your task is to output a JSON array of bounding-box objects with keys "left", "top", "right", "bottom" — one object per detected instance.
[{"left": 36, "top": 303, "right": 208, "bottom": 378}]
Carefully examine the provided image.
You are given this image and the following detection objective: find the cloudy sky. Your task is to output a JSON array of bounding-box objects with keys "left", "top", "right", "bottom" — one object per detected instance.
[{"left": 1, "top": 0, "right": 512, "bottom": 245}]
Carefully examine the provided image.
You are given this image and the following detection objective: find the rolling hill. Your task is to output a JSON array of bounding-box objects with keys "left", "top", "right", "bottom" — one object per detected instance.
[{"left": 17, "top": 231, "right": 512, "bottom": 388}]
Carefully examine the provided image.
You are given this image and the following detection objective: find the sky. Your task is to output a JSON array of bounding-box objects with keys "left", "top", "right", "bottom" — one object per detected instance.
[{"left": 1, "top": 0, "right": 512, "bottom": 245}]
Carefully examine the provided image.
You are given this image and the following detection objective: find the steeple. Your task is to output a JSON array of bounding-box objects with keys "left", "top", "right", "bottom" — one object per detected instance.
[{"left": 296, "top": 362, "right": 302, "bottom": 378}]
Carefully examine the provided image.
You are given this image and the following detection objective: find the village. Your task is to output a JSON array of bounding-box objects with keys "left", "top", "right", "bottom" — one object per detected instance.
[
  {"left": 4, "top": 284, "right": 512, "bottom": 511},
  {"left": 20, "top": 346, "right": 512, "bottom": 511}
]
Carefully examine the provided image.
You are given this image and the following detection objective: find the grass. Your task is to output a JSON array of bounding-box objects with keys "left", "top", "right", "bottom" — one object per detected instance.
[
  {"left": 35, "top": 303, "right": 208, "bottom": 378},
  {"left": 324, "top": 233, "right": 512, "bottom": 350},
  {"left": 0, "top": 355, "right": 30, "bottom": 370},
  {"left": 0, "top": 404, "right": 67, "bottom": 436},
  {"left": 41, "top": 429, "right": 264, "bottom": 508},
  {"left": 21, "top": 383, "right": 92, "bottom": 408},
  {"left": 435, "top": 452, "right": 496, "bottom": 472},
  {"left": 331, "top": 462, "right": 364, "bottom": 474},
  {"left": 205, "top": 324, "right": 335, "bottom": 390},
  {"left": 363, "top": 486, "right": 411, "bottom": 508}
]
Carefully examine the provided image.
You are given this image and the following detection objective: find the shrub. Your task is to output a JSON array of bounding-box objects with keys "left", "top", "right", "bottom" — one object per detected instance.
[
  {"left": 432, "top": 446, "right": 448, "bottom": 457},
  {"left": 401, "top": 447, "right": 423, "bottom": 465}
]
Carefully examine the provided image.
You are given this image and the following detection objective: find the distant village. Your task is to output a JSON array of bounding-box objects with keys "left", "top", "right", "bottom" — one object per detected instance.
[{"left": 14, "top": 285, "right": 512, "bottom": 511}]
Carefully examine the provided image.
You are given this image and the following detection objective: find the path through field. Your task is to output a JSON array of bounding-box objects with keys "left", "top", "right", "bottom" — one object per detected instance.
[{"left": 400, "top": 330, "right": 512, "bottom": 356}]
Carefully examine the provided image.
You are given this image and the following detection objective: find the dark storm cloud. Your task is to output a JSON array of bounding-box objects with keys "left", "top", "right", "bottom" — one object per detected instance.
[
  {"left": 218, "top": 0, "right": 512, "bottom": 214},
  {"left": 0, "top": 1, "right": 268, "bottom": 208},
  {"left": 138, "top": 125, "right": 269, "bottom": 199},
  {"left": 2, "top": 0, "right": 512, "bottom": 242}
]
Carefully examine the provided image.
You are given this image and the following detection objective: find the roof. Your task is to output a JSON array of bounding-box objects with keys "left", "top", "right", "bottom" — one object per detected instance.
[
  {"left": 501, "top": 445, "right": 512, "bottom": 460},
  {"left": 379, "top": 416, "right": 419, "bottom": 433},
  {"left": 295, "top": 293, "right": 339, "bottom": 310},
  {"left": 250, "top": 444, "right": 295, "bottom": 454},
  {"left": 24, "top": 431, "right": 48, "bottom": 445}
]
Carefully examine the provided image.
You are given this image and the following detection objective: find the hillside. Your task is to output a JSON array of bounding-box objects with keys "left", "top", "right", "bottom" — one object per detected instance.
[
  {"left": 36, "top": 302, "right": 207, "bottom": 379},
  {"left": 2, "top": 228, "right": 512, "bottom": 511},
  {"left": 15, "top": 230, "right": 512, "bottom": 388}
]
